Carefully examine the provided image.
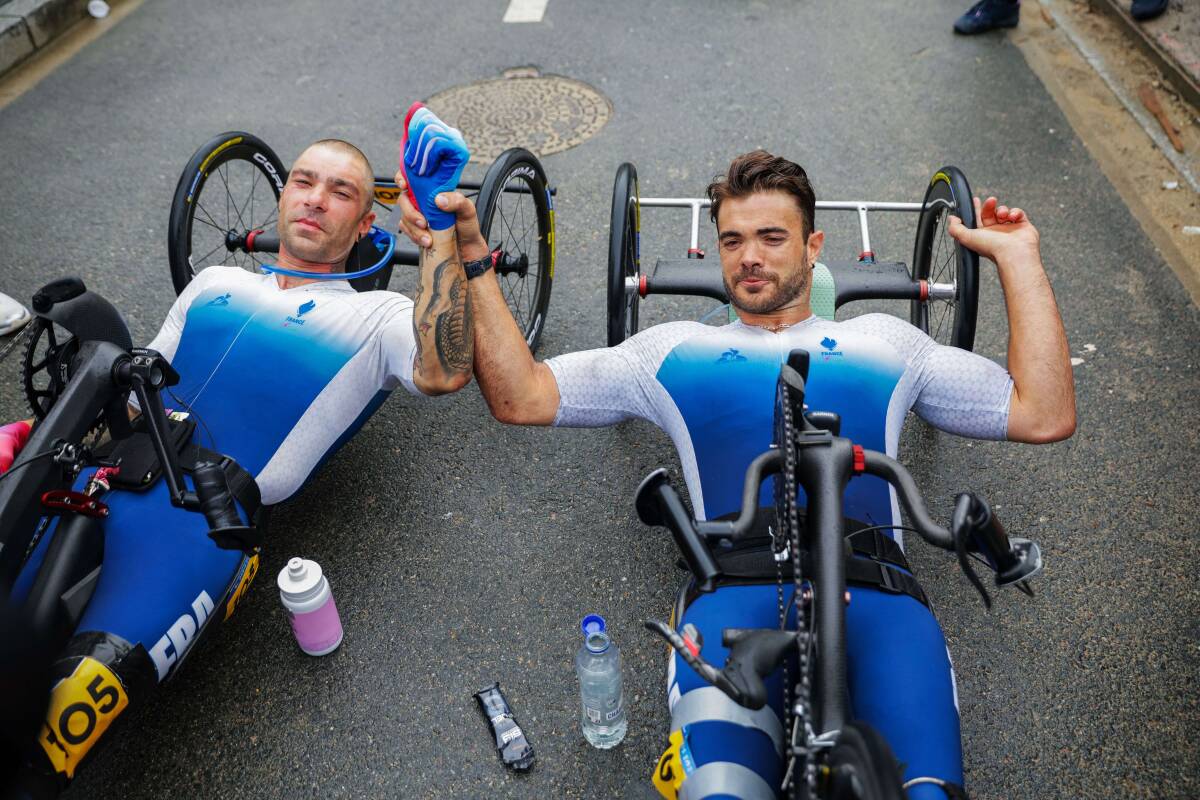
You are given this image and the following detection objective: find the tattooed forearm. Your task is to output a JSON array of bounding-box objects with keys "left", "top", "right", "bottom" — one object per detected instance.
[
  {"left": 435, "top": 274, "right": 472, "bottom": 373},
  {"left": 411, "top": 226, "right": 471, "bottom": 391}
]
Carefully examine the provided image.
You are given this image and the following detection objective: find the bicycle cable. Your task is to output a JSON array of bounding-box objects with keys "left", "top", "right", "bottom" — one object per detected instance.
[{"left": 0, "top": 448, "right": 61, "bottom": 484}]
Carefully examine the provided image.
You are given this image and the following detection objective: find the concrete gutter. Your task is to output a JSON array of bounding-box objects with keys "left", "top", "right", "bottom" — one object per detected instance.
[
  {"left": 0, "top": 0, "right": 89, "bottom": 78},
  {"left": 1091, "top": 0, "right": 1200, "bottom": 110}
]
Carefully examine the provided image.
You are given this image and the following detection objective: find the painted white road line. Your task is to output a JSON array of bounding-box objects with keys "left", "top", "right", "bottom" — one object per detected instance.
[{"left": 503, "top": 0, "right": 548, "bottom": 23}]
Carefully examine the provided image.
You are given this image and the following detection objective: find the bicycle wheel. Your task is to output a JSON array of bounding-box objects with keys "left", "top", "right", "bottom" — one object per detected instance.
[
  {"left": 909, "top": 167, "right": 978, "bottom": 351},
  {"left": 168, "top": 132, "right": 287, "bottom": 295},
  {"left": 820, "top": 721, "right": 906, "bottom": 800},
  {"left": 476, "top": 148, "right": 554, "bottom": 354},
  {"left": 607, "top": 162, "right": 640, "bottom": 347}
]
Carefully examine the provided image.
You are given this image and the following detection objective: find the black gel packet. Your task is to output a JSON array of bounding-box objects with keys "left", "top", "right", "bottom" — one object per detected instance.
[{"left": 474, "top": 682, "right": 535, "bottom": 771}]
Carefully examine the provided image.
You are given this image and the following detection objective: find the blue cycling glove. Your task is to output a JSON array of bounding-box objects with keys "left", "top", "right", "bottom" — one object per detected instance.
[{"left": 401, "top": 102, "right": 470, "bottom": 231}]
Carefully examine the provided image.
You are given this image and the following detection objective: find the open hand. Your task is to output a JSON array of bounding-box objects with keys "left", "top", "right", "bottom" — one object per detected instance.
[{"left": 948, "top": 196, "right": 1040, "bottom": 265}]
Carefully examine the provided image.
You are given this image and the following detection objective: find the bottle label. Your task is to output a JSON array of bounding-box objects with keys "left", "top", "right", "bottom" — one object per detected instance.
[
  {"left": 605, "top": 706, "right": 623, "bottom": 721},
  {"left": 585, "top": 706, "right": 602, "bottom": 723}
]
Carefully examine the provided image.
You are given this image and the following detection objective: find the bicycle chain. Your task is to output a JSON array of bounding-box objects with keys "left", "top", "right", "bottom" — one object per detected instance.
[
  {"left": 0, "top": 322, "right": 33, "bottom": 365},
  {"left": 776, "top": 380, "right": 817, "bottom": 799}
]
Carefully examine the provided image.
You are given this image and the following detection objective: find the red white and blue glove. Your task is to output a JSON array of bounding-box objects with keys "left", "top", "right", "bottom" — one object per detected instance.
[
  {"left": 0, "top": 420, "right": 31, "bottom": 474},
  {"left": 400, "top": 102, "right": 470, "bottom": 232}
]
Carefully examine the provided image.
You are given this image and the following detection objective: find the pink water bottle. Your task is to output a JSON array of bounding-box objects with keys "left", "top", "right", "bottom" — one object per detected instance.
[{"left": 277, "top": 557, "right": 343, "bottom": 656}]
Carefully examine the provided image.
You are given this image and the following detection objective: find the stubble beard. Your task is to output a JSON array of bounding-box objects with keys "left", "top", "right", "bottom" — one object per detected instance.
[
  {"left": 279, "top": 221, "right": 351, "bottom": 268},
  {"left": 725, "top": 255, "right": 811, "bottom": 315}
]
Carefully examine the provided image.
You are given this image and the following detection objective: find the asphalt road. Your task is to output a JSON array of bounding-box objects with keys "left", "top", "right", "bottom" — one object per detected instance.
[{"left": 1, "top": 1, "right": 1198, "bottom": 798}]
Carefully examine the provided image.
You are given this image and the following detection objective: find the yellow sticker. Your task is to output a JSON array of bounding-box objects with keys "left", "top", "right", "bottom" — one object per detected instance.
[
  {"left": 39, "top": 658, "right": 129, "bottom": 778},
  {"left": 197, "top": 137, "right": 243, "bottom": 179},
  {"left": 224, "top": 553, "right": 260, "bottom": 621},
  {"left": 547, "top": 208, "right": 556, "bottom": 279},
  {"left": 373, "top": 185, "right": 402, "bottom": 205},
  {"left": 652, "top": 729, "right": 687, "bottom": 799}
]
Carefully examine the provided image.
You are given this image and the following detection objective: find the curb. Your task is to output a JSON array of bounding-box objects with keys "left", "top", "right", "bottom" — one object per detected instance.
[
  {"left": 0, "top": 0, "right": 89, "bottom": 79},
  {"left": 1092, "top": 0, "right": 1200, "bottom": 110}
]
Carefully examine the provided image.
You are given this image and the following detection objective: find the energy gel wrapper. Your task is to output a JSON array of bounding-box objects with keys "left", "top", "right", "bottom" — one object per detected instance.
[{"left": 474, "top": 682, "right": 535, "bottom": 771}]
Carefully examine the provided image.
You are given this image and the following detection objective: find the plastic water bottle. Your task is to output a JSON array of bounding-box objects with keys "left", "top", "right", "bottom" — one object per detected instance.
[
  {"left": 277, "top": 557, "right": 343, "bottom": 656},
  {"left": 574, "top": 614, "right": 627, "bottom": 748}
]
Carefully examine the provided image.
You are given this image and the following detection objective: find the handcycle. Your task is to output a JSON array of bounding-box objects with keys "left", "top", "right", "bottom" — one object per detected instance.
[
  {"left": 0, "top": 278, "right": 263, "bottom": 798},
  {"left": 166, "top": 131, "right": 556, "bottom": 352},
  {"left": 0, "top": 131, "right": 559, "bottom": 795},
  {"left": 607, "top": 163, "right": 979, "bottom": 351},
  {"left": 635, "top": 349, "right": 1043, "bottom": 799}
]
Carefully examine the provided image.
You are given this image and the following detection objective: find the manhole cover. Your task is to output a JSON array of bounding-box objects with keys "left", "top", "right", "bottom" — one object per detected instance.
[{"left": 426, "top": 70, "right": 611, "bottom": 162}]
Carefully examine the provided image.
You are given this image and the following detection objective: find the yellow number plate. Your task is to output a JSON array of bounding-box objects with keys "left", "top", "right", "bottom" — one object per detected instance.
[
  {"left": 652, "top": 729, "right": 687, "bottom": 799},
  {"left": 225, "top": 553, "right": 260, "bottom": 621},
  {"left": 39, "top": 658, "right": 129, "bottom": 777}
]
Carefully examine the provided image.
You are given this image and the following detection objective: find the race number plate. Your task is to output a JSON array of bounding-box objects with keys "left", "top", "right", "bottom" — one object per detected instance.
[
  {"left": 652, "top": 728, "right": 691, "bottom": 799},
  {"left": 224, "top": 553, "right": 260, "bottom": 621},
  {"left": 39, "top": 657, "right": 129, "bottom": 777}
]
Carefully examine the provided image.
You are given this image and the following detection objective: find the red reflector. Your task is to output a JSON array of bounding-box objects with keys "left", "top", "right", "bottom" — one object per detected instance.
[
  {"left": 852, "top": 445, "right": 866, "bottom": 474},
  {"left": 639, "top": 274, "right": 648, "bottom": 298},
  {"left": 919, "top": 280, "right": 929, "bottom": 301}
]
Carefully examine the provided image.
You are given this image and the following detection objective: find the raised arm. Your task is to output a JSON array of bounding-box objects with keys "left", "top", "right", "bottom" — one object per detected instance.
[
  {"left": 400, "top": 104, "right": 473, "bottom": 396},
  {"left": 949, "top": 197, "right": 1075, "bottom": 443},
  {"left": 395, "top": 164, "right": 559, "bottom": 423}
]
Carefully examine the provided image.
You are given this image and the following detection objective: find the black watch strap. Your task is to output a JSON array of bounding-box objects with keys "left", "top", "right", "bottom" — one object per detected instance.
[{"left": 464, "top": 251, "right": 497, "bottom": 280}]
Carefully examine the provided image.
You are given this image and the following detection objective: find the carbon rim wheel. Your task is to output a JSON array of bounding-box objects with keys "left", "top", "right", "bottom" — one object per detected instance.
[
  {"left": 910, "top": 166, "right": 979, "bottom": 351},
  {"left": 476, "top": 148, "right": 554, "bottom": 354},
  {"left": 168, "top": 132, "right": 287, "bottom": 295},
  {"left": 607, "top": 162, "right": 640, "bottom": 347}
]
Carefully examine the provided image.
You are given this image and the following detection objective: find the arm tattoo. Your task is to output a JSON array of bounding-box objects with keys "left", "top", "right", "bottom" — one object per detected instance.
[
  {"left": 411, "top": 273, "right": 426, "bottom": 375},
  {"left": 413, "top": 252, "right": 471, "bottom": 377},
  {"left": 435, "top": 274, "right": 472, "bottom": 373}
]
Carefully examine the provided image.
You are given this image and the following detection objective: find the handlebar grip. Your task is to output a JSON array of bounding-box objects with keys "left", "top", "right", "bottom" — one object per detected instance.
[
  {"left": 955, "top": 493, "right": 1016, "bottom": 573},
  {"left": 193, "top": 462, "right": 242, "bottom": 531},
  {"left": 952, "top": 493, "right": 1042, "bottom": 587},
  {"left": 635, "top": 469, "right": 721, "bottom": 593},
  {"left": 720, "top": 628, "right": 797, "bottom": 711}
]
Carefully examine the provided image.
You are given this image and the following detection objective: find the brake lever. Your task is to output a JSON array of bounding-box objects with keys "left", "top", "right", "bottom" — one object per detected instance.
[
  {"left": 951, "top": 494, "right": 1043, "bottom": 609},
  {"left": 644, "top": 619, "right": 744, "bottom": 705}
]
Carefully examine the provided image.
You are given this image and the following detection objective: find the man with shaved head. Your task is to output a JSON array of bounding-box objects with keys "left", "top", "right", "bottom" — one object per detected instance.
[{"left": 3, "top": 123, "right": 474, "bottom": 795}]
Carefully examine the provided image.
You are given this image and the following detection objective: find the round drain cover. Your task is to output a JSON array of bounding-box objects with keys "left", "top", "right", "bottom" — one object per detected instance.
[{"left": 427, "top": 72, "right": 611, "bottom": 162}]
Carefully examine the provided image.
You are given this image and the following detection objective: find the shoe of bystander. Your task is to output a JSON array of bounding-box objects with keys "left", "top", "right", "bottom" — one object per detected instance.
[
  {"left": 953, "top": 0, "right": 1021, "bottom": 34},
  {"left": 0, "top": 292, "right": 29, "bottom": 337},
  {"left": 1130, "top": 0, "right": 1168, "bottom": 22}
]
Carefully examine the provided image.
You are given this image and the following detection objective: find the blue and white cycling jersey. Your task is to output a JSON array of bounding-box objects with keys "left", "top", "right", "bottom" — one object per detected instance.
[
  {"left": 548, "top": 313, "right": 1016, "bottom": 797},
  {"left": 547, "top": 313, "right": 1013, "bottom": 530},
  {"left": 147, "top": 266, "right": 423, "bottom": 504},
  {"left": 20, "top": 267, "right": 425, "bottom": 681}
]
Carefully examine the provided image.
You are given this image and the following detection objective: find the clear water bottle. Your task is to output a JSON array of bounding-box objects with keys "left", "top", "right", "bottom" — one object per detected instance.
[{"left": 574, "top": 614, "right": 627, "bottom": 748}]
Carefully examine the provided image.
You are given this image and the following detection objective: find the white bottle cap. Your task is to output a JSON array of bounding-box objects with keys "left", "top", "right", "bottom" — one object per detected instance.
[
  {"left": 277, "top": 557, "right": 324, "bottom": 603},
  {"left": 87, "top": 0, "right": 110, "bottom": 18}
]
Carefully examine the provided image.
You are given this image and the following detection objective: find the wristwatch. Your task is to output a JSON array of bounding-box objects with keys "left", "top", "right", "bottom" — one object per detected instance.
[{"left": 464, "top": 251, "right": 497, "bottom": 280}]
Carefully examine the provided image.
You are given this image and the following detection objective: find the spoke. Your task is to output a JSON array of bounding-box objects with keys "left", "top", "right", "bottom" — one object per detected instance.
[
  {"left": 235, "top": 165, "right": 260, "bottom": 225},
  {"left": 194, "top": 239, "right": 228, "bottom": 268},
  {"left": 219, "top": 162, "right": 250, "bottom": 231},
  {"left": 934, "top": 299, "right": 954, "bottom": 341},
  {"left": 193, "top": 200, "right": 225, "bottom": 232}
]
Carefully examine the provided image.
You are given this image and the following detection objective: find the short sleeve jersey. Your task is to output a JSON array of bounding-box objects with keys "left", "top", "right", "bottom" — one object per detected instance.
[
  {"left": 545, "top": 314, "right": 1013, "bottom": 530},
  {"left": 146, "top": 267, "right": 421, "bottom": 504}
]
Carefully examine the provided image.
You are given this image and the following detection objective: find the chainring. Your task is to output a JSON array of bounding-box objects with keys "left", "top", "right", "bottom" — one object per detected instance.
[{"left": 22, "top": 316, "right": 81, "bottom": 421}]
